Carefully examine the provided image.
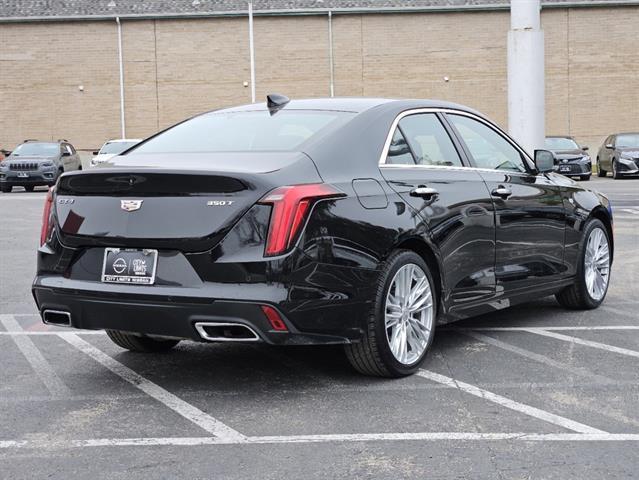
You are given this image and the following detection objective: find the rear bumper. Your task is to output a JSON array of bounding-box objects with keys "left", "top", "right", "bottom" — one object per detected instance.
[{"left": 32, "top": 275, "right": 365, "bottom": 345}]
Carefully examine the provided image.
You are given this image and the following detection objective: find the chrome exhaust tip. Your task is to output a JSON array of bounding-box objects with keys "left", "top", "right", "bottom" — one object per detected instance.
[
  {"left": 42, "top": 309, "right": 72, "bottom": 327},
  {"left": 194, "top": 322, "right": 260, "bottom": 342}
]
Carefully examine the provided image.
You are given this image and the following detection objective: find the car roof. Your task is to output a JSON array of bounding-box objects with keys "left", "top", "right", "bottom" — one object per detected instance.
[
  {"left": 212, "top": 97, "right": 478, "bottom": 115},
  {"left": 613, "top": 132, "right": 639, "bottom": 136},
  {"left": 546, "top": 135, "right": 575, "bottom": 139},
  {"left": 105, "top": 138, "right": 143, "bottom": 143}
]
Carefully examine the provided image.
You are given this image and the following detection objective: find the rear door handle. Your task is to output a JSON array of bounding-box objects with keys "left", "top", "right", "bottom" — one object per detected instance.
[
  {"left": 491, "top": 186, "right": 512, "bottom": 199},
  {"left": 410, "top": 186, "right": 438, "bottom": 199}
]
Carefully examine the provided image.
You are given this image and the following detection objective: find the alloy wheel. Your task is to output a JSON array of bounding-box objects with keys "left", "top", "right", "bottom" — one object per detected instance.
[
  {"left": 384, "top": 263, "right": 434, "bottom": 365},
  {"left": 584, "top": 227, "right": 610, "bottom": 301}
]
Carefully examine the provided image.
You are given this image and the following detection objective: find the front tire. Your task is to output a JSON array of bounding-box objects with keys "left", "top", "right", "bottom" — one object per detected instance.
[
  {"left": 580, "top": 175, "right": 591, "bottom": 182},
  {"left": 612, "top": 160, "right": 621, "bottom": 179},
  {"left": 345, "top": 250, "right": 437, "bottom": 377},
  {"left": 24, "top": 185, "right": 35, "bottom": 192},
  {"left": 0, "top": 185, "right": 11, "bottom": 193},
  {"left": 106, "top": 330, "right": 180, "bottom": 352},
  {"left": 556, "top": 219, "right": 611, "bottom": 310},
  {"left": 597, "top": 157, "right": 607, "bottom": 177}
]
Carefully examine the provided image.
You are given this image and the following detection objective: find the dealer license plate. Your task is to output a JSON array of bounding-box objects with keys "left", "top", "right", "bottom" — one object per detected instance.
[{"left": 101, "top": 248, "right": 158, "bottom": 285}]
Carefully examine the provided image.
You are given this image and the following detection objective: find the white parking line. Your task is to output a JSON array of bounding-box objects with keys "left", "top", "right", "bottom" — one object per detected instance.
[
  {"left": 416, "top": 369, "right": 605, "bottom": 434},
  {"left": 3, "top": 432, "right": 639, "bottom": 449},
  {"left": 453, "top": 326, "right": 639, "bottom": 332},
  {"left": 522, "top": 328, "right": 639, "bottom": 359},
  {"left": 0, "top": 315, "right": 71, "bottom": 398},
  {"left": 59, "top": 333, "right": 247, "bottom": 443},
  {"left": 460, "top": 331, "right": 613, "bottom": 383}
]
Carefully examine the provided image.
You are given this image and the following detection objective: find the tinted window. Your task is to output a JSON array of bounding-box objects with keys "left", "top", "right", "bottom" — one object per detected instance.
[
  {"left": 449, "top": 114, "right": 527, "bottom": 173},
  {"left": 131, "top": 110, "right": 355, "bottom": 153},
  {"left": 399, "top": 114, "right": 462, "bottom": 167},
  {"left": 385, "top": 128, "right": 415, "bottom": 165}
]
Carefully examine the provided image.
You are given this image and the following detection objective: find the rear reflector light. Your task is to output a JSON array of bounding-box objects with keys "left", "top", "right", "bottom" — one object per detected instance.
[
  {"left": 40, "top": 188, "right": 54, "bottom": 246},
  {"left": 258, "top": 184, "right": 342, "bottom": 256},
  {"left": 260, "top": 305, "right": 288, "bottom": 332}
]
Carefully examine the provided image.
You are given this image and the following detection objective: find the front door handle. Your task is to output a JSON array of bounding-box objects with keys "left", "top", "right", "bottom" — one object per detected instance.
[
  {"left": 410, "top": 186, "right": 438, "bottom": 199},
  {"left": 491, "top": 186, "right": 512, "bottom": 199}
]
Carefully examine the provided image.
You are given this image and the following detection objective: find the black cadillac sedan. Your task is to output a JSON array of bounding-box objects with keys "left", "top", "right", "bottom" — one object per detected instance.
[{"left": 33, "top": 97, "right": 613, "bottom": 377}]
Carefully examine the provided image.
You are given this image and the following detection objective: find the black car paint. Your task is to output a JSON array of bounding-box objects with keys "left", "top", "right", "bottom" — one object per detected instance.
[{"left": 32, "top": 98, "right": 614, "bottom": 345}]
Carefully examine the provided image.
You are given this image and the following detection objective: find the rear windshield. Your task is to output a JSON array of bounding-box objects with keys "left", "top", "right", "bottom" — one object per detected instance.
[
  {"left": 130, "top": 110, "right": 355, "bottom": 154},
  {"left": 12, "top": 142, "right": 59, "bottom": 156}
]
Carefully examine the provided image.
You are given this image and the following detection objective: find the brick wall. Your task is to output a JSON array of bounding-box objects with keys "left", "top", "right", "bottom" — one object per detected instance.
[{"left": 1, "top": 7, "right": 638, "bottom": 153}]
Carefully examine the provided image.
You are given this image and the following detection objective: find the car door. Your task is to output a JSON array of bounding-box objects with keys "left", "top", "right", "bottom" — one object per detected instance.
[
  {"left": 599, "top": 135, "right": 614, "bottom": 171},
  {"left": 445, "top": 112, "right": 566, "bottom": 293},
  {"left": 379, "top": 111, "right": 497, "bottom": 314}
]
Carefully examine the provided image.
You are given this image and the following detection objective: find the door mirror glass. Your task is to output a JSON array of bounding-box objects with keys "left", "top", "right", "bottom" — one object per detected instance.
[
  {"left": 605, "top": 144, "right": 614, "bottom": 149},
  {"left": 61, "top": 151, "right": 71, "bottom": 157},
  {"left": 92, "top": 150, "right": 99, "bottom": 156},
  {"left": 534, "top": 150, "right": 555, "bottom": 173}
]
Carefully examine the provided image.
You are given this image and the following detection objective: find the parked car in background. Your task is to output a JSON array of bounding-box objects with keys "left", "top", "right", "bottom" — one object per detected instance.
[
  {"left": 544, "top": 136, "right": 591, "bottom": 181},
  {"left": 597, "top": 133, "right": 639, "bottom": 179},
  {"left": 91, "top": 139, "right": 141, "bottom": 167},
  {"left": 33, "top": 96, "right": 613, "bottom": 378},
  {"left": 0, "top": 140, "right": 81, "bottom": 193}
]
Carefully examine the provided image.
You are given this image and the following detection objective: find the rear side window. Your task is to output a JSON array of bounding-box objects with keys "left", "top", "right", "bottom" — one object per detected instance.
[
  {"left": 398, "top": 114, "right": 463, "bottom": 167},
  {"left": 131, "top": 110, "right": 355, "bottom": 153}
]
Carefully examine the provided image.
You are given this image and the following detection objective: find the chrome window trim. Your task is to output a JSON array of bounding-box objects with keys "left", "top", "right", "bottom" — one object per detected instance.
[{"left": 378, "top": 107, "right": 536, "bottom": 176}]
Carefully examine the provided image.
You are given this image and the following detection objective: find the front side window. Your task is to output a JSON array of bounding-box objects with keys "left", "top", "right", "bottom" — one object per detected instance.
[
  {"left": 398, "top": 114, "right": 463, "bottom": 167},
  {"left": 448, "top": 114, "right": 527, "bottom": 173}
]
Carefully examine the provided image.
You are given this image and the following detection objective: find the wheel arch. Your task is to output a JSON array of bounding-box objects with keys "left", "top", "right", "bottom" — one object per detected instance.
[
  {"left": 589, "top": 206, "right": 614, "bottom": 263},
  {"left": 392, "top": 236, "right": 444, "bottom": 314}
]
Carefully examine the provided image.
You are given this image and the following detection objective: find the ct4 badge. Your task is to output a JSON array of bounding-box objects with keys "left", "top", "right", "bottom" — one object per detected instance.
[{"left": 121, "top": 199, "right": 143, "bottom": 212}]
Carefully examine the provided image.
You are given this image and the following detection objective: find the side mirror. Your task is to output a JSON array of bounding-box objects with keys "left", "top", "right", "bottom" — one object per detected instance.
[
  {"left": 605, "top": 144, "right": 614, "bottom": 149},
  {"left": 61, "top": 151, "right": 71, "bottom": 157},
  {"left": 534, "top": 149, "right": 555, "bottom": 173},
  {"left": 582, "top": 146, "right": 589, "bottom": 151},
  {"left": 92, "top": 151, "right": 99, "bottom": 156}
]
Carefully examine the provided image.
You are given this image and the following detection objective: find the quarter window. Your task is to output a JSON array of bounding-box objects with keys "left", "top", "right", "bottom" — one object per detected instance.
[
  {"left": 398, "top": 114, "right": 463, "bottom": 167},
  {"left": 385, "top": 128, "right": 415, "bottom": 165},
  {"left": 448, "top": 114, "right": 527, "bottom": 173}
]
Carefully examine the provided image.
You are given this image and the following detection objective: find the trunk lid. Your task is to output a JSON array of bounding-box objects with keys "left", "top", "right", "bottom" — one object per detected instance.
[{"left": 54, "top": 152, "right": 320, "bottom": 252}]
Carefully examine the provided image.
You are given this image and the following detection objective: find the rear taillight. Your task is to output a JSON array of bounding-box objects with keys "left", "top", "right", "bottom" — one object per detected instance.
[
  {"left": 40, "top": 188, "right": 54, "bottom": 246},
  {"left": 258, "top": 183, "right": 342, "bottom": 257}
]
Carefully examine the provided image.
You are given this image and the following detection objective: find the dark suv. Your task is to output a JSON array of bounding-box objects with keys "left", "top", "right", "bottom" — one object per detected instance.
[{"left": 0, "top": 140, "right": 82, "bottom": 193}]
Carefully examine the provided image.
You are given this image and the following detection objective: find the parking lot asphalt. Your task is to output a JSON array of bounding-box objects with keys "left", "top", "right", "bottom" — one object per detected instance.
[{"left": 0, "top": 176, "right": 638, "bottom": 479}]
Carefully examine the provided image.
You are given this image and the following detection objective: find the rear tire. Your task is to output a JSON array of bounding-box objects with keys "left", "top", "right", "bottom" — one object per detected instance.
[
  {"left": 344, "top": 250, "right": 437, "bottom": 377},
  {"left": 106, "top": 330, "right": 180, "bottom": 352},
  {"left": 556, "top": 219, "right": 611, "bottom": 310}
]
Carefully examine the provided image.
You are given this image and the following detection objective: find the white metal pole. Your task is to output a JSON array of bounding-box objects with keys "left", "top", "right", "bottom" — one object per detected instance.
[
  {"left": 507, "top": 0, "right": 544, "bottom": 156},
  {"left": 248, "top": 2, "right": 256, "bottom": 103},
  {"left": 116, "top": 17, "right": 126, "bottom": 138},
  {"left": 328, "top": 11, "right": 335, "bottom": 97}
]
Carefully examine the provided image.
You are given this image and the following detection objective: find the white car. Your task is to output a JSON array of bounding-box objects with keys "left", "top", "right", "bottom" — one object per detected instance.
[{"left": 91, "top": 139, "right": 142, "bottom": 167}]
